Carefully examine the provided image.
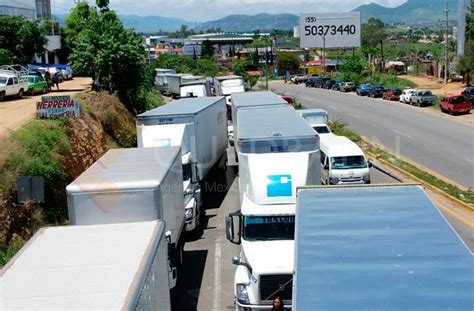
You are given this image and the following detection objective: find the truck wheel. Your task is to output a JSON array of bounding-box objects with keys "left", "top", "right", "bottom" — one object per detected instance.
[
  {"left": 18, "top": 89, "right": 23, "bottom": 98},
  {"left": 0, "top": 91, "right": 4, "bottom": 101},
  {"left": 449, "top": 109, "right": 454, "bottom": 115},
  {"left": 417, "top": 101, "right": 421, "bottom": 107}
]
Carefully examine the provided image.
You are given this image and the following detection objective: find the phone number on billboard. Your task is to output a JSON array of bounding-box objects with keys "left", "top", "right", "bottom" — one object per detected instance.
[{"left": 304, "top": 25, "right": 357, "bottom": 36}]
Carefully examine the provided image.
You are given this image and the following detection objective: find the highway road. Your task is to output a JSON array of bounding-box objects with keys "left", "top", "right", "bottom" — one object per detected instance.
[
  {"left": 172, "top": 147, "right": 472, "bottom": 310},
  {"left": 270, "top": 82, "right": 474, "bottom": 189}
]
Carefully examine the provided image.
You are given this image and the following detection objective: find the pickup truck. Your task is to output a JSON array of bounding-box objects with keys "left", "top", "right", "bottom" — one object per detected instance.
[
  {"left": 462, "top": 86, "right": 474, "bottom": 103},
  {"left": 409, "top": 89, "right": 436, "bottom": 106},
  {"left": 367, "top": 85, "right": 385, "bottom": 98},
  {"left": 339, "top": 81, "right": 356, "bottom": 92},
  {"left": 440, "top": 95, "right": 472, "bottom": 115},
  {"left": 399, "top": 89, "right": 416, "bottom": 103},
  {"left": 0, "top": 65, "right": 28, "bottom": 101}
]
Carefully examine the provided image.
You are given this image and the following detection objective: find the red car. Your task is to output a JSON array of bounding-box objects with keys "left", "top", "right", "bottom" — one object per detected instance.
[
  {"left": 382, "top": 89, "right": 402, "bottom": 101},
  {"left": 440, "top": 95, "right": 472, "bottom": 115}
]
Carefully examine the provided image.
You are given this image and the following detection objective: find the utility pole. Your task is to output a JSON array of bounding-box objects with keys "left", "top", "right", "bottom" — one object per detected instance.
[
  {"left": 265, "top": 46, "right": 269, "bottom": 90},
  {"left": 444, "top": 1, "right": 449, "bottom": 84},
  {"left": 322, "top": 35, "right": 326, "bottom": 77},
  {"left": 457, "top": 0, "right": 467, "bottom": 57}
]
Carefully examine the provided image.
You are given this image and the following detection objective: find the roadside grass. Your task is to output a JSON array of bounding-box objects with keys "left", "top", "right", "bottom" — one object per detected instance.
[
  {"left": 430, "top": 97, "right": 441, "bottom": 110},
  {"left": 0, "top": 238, "right": 25, "bottom": 267},
  {"left": 329, "top": 120, "right": 474, "bottom": 204}
]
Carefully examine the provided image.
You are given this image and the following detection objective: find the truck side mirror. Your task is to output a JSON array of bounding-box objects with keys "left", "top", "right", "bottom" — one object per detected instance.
[
  {"left": 368, "top": 160, "right": 373, "bottom": 168},
  {"left": 232, "top": 256, "right": 253, "bottom": 274},
  {"left": 324, "top": 164, "right": 329, "bottom": 170},
  {"left": 191, "top": 163, "right": 199, "bottom": 184},
  {"left": 225, "top": 213, "right": 241, "bottom": 245}
]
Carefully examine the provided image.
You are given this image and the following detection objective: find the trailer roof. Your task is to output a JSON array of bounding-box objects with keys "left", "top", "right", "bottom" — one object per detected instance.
[
  {"left": 0, "top": 221, "right": 164, "bottom": 309},
  {"left": 137, "top": 96, "right": 224, "bottom": 118},
  {"left": 66, "top": 147, "right": 180, "bottom": 193},
  {"left": 237, "top": 105, "right": 316, "bottom": 141},
  {"left": 294, "top": 184, "right": 474, "bottom": 310},
  {"left": 214, "top": 75, "right": 242, "bottom": 81},
  {"left": 299, "top": 108, "right": 328, "bottom": 116},
  {"left": 231, "top": 91, "right": 287, "bottom": 108}
]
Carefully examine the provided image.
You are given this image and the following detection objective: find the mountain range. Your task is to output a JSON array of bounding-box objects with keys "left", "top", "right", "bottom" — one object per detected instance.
[{"left": 54, "top": 0, "right": 462, "bottom": 33}]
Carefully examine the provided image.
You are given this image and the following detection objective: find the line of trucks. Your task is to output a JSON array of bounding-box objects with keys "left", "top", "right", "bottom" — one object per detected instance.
[
  {"left": 1, "top": 91, "right": 472, "bottom": 309},
  {"left": 224, "top": 91, "right": 473, "bottom": 310}
]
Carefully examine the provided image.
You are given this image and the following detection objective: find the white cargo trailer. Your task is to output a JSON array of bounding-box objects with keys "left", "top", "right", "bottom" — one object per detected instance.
[
  {"left": 66, "top": 147, "right": 184, "bottom": 288},
  {"left": 298, "top": 108, "right": 333, "bottom": 136},
  {"left": 214, "top": 75, "right": 245, "bottom": 119},
  {"left": 293, "top": 184, "right": 474, "bottom": 310},
  {"left": 0, "top": 221, "right": 172, "bottom": 310},
  {"left": 231, "top": 91, "right": 288, "bottom": 148},
  {"left": 225, "top": 105, "right": 320, "bottom": 310},
  {"left": 165, "top": 73, "right": 209, "bottom": 98}
]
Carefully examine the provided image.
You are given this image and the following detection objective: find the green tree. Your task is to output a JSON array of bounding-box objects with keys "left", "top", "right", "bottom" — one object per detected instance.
[
  {"left": 361, "top": 18, "right": 387, "bottom": 58},
  {"left": 64, "top": 2, "right": 97, "bottom": 49},
  {"left": 194, "top": 58, "right": 219, "bottom": 77},
  {"left": 0, "top": 49, "right": 11, "bottom": 66},
  {"left": 276, "top": 52, "right": 300, "bottom": 75},
  {"left": 68, "top": 1, "right": 152, "bottom": 113},
  {"left": 151, "top": 54, "right": 195, "bottom": 73},
  {"left": 458, "top": 0, "right": 474, "bottom": 83},
  {"left": 201, "top": 40, "right": 214, "bottom": 58},
  {"left": 232, "top": 58, "right": 252, "bottom": 76},
  {"left": 340, "top": 57, "right": 365, "bottom": 74},
  {"left": 0, "top": 16, "right": 47, "bottom": 64}
]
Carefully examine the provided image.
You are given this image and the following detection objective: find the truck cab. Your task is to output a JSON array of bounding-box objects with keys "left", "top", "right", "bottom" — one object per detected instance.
[
  {"left": 299, "top": 109, "right": 333, "bottom": 137},
  {"left": 226, "top": 104, "right": 320, "bottom": 310},
  {"left": 0, "top": 65, "right": 28, "bottom": 100}
]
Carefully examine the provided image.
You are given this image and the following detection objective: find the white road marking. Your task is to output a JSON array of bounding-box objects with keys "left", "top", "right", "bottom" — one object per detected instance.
[
  {"left": 350, "top": 113, "right": 361, "bottom": 119},
  {"left": 391, "top": 129, "right": 413, "bottom": 139},
  {"left": 212, "top": 237, "right": 222, "bottom": 311},
  {"left": 466, "top": 159, "right": 474, "bottom": 164}
]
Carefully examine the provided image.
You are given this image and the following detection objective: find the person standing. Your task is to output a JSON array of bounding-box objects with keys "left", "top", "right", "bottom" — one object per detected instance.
[
  {"left": 52, "top": 72, "right": 60, "bottom": 91},
  {"left": 45, "top": 72, "right": 52, "bottom": 91},
  {"left": 271, "top": 297, "right": 285, "bottom": 311}
]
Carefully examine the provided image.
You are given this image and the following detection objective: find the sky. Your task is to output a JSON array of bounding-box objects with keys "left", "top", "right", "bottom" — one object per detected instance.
[{"left": 50, "top": 0, "right": 407, "bottom": 21}]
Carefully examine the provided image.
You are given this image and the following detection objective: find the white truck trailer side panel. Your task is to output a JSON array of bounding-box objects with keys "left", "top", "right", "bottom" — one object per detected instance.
[
  {"left": 66, "top": 147, "right": 184, "bottom": 248},
  {"left": 0, "top": 221, "right": 171, "bottom": 310}
]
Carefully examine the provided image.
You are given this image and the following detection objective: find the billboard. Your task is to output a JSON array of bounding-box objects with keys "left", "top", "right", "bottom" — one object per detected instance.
[
  {"left": 36, "top": 95, "right": 80, "bottom": 118},
  {"left": 300, "top": 12, "right": 361, "bottom": 48}
]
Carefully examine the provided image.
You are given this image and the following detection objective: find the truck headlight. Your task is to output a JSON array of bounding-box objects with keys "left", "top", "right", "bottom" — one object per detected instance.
[
  {"left": 329, "top": 177, "right": 339, "bottom": 184},
  {"left": 185, "top": 208, "right": 194, "bottom": 221},
  {"left": 236, "top": 283, "right": 250, "bottom": 304}
]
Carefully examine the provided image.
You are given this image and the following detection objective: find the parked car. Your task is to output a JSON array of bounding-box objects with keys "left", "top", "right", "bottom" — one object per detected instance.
[
  {"left": 461, "top": 86, "right": 474, "bottom": 103},
  {"left": 440, "top": 95, "right": 472, "bottom": 115},
  {"left": 367, "top": 85, "right": 385, "bottom": 98},
  {"left": 399, "top": 89, "right": 416, "bottom": 103},
  {"left": 323, "top": 80, "right": 336, "bottom": 89},
  {"left": 409, "top": 89, "right": 436, "bottom": 106},
  {"left": 340, "top": 81, "right": 356, "bottom": 92},
  {"left": 356, "top": 84, "right": 372, "bottom": 96},
  {"left": 332, "top": 80, "right": 344, "bottom": 91},
  {"left": 26, "top": 75, "right": 48, "bottom": 95},
  {"left": 382, "top": 89, "right": 402, "bottom": 101},
  {"left": 60, "top": 66, "right": 73, "bottom": 80},
  {"left": 315, "top": 77, "right": 330, "bottom": 88},
  {"left": 305, "top": 76, "right": 319, "bottom": 87}
]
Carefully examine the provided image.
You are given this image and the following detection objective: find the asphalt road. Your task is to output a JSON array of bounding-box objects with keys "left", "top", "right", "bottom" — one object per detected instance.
[{"left": 270, "top": 82, "right": 474, "bottom": 189}]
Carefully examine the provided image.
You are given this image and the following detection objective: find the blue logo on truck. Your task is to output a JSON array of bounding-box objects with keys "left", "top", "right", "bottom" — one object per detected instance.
[{"left": 267, "top": 175, "right": 292, "bottom": 197}]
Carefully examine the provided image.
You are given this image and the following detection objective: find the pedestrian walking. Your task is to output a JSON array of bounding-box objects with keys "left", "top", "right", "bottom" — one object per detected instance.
[
  {"left": 45, "top": 72, "right": 52, "bottom": 91},
  {"left": 52, "top": 72, "right": 60, "bottom": 91}
]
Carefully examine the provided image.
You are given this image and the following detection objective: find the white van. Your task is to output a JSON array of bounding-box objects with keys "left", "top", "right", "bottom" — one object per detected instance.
[{"left": 320, "top": 136, "right": 371, "bottom": 184}]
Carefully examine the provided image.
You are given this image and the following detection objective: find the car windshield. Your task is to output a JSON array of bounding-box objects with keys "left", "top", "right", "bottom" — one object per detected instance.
[
  {"left": 331, "top": 156, "right": 367, "bottom": 169},
  {"left": 0, "top": 77, "right": 7, "bottom": 84},
  {"left": 450, "top": 96, "right": 466, "bottom": 104},
  {"left": 314, "top": 126, "right": 330, "bottom": 134},
  {"left": 420, "top": 91, "right": 432, "bottom": 96},
  {"left": 243, "top": 216, "right": 294, "bottom": 241}
]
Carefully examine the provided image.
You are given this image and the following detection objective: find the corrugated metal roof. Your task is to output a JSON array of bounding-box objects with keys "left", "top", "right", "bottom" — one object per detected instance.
[
  {"left": 294, "top": 184, "right": 474, "bottom": 310},
  {"left": 137, "top": 97, "right": 224, "bottom": 118},
  {"left": 231, "top": 91, "right": 287, "bottom": 108},
  {"left": 66, "top": 147, "right": 180, "bottom": 193},
  {"left": 237, "top": 105, "right": 316, "bottom": 141}
]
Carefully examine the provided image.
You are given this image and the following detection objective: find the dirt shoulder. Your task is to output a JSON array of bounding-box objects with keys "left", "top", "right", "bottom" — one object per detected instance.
[{"left": 0, "top": 77, "right": 91, "bottom": 139}]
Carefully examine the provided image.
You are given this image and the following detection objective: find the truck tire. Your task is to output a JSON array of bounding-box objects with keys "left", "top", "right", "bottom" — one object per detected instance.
[
  {"left": 417, "top": 101, "right": 421, "bottom": 107},
  {"left": 18, "top": 89, "right": 23, "bottom": 99},
  {"left": 0, "top": 91, "right": 5, "bottom": 101}
]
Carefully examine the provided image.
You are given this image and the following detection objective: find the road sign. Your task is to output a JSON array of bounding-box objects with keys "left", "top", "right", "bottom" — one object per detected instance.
[
  {"left": 300, "top": 12, "right": 361, "bottom": 48},
  {"left": 36, "top": 95, "right": 80, "bottom": 118}
]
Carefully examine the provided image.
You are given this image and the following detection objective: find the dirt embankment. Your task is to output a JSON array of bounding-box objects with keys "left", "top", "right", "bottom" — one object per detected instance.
[{"left": 0, "top": 91, "right": 136, "bottom": 258}]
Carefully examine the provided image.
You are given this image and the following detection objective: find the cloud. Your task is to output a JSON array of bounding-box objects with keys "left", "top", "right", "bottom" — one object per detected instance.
[{"left": 51, "top": 0, "right": 407, "bottom": 21}]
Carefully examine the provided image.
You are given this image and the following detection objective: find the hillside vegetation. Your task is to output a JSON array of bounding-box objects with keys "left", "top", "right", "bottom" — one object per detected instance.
[{"left": 0, "top": 91, "right": 139, "bottom": 266}]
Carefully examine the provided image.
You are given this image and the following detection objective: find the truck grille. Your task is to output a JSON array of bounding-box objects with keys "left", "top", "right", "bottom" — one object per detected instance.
[{"left": 259, "top": 274, "right": 293, "bottom": 301}]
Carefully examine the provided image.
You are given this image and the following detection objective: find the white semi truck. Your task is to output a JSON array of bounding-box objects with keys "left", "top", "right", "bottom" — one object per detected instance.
[
  {"left": 136, "top": 97, "right": 228, "bottom": 231},
  {"left": 156, "top": 73, "right": 210, "bottom": 98},
  {"left": 214, "top": 75, "right": 245, "bottom": 119},
  {"left": 225, "top": 105, "right": 320, "bottom": 310},
  {"left": 0, "top": 221, "right": 172, "bottom": 310},
  {"left": 293, "top": 184, "right": 474, "bottom": 310},
  {"left": 66, "top": 147, "right": 185, "bottom": 289},
  {"left": 230, "top": 91, "right": 288, "bottom": 149},
  {"left": 298, "top": 108, "right": 333, "bottom": 136}
]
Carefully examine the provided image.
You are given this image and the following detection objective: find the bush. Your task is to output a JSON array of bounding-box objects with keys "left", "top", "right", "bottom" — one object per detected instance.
[
  {"left": 0, "top": 238, "right": 25, "bottom": 267},
  {"left": 329, "top": 119, "right": 362, "bottom": 143},
  {"left": 364, "top": 73, "right": 416, "bottom": 89}
]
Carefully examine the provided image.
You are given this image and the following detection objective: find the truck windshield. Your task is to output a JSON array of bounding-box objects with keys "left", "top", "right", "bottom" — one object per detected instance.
[
  {"left": 182, "top": 163, "right": 192, "bottom": 182},
  {"left": 243, "top": 216, "right": 294, "bottom": 241},
  {"left": 331, "top": 156, "right": 367, "bottom": 169},
  {"left": 313, "top": 126, "right": 330, "bottom": 134}
]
